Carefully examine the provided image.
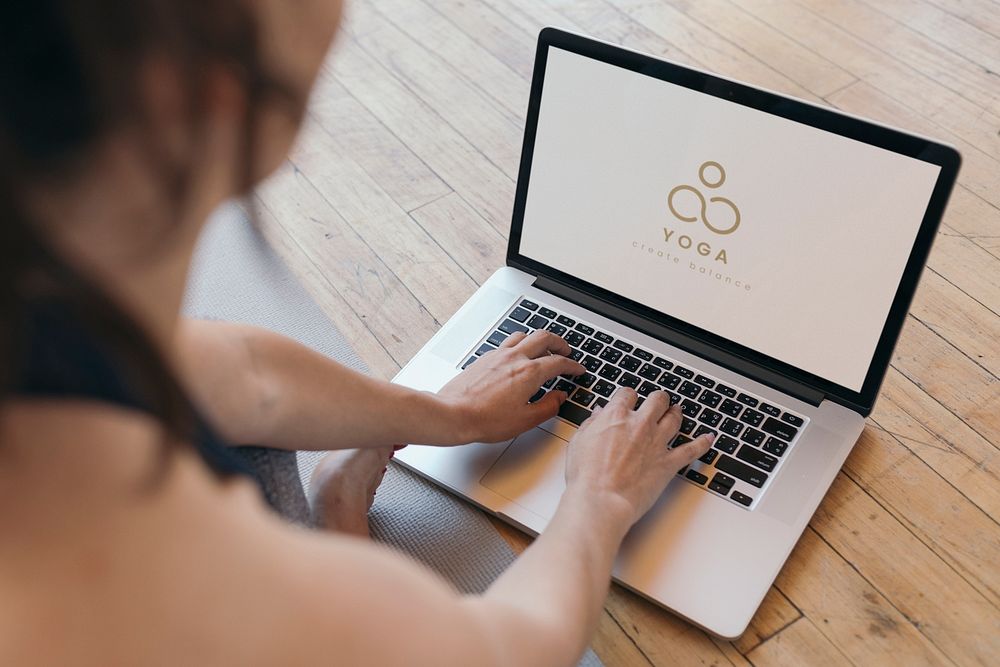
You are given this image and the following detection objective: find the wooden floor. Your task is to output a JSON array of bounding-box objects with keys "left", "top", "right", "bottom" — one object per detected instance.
[{"left": 257, "top": 1, "right": 1000, "bottom": 664}]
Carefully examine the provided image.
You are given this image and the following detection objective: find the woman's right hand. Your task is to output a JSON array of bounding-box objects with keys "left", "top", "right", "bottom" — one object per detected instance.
[{"left": 565, "top": 387, "right": 714, "bottom": 526}]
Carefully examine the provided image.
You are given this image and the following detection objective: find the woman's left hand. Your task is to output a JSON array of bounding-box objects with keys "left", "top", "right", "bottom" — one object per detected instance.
[{"left": 437, "top": 330, "right": 586, "bottom": 444}]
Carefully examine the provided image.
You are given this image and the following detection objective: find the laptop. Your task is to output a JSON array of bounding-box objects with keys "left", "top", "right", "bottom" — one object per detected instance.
[{"left": 392, "top": 28, "right": 960, "bottom": 638}]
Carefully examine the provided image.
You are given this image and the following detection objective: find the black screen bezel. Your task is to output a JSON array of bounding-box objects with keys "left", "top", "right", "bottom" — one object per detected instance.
[{"left": 506, "top": 28, "right": 961, "bottom": 415}]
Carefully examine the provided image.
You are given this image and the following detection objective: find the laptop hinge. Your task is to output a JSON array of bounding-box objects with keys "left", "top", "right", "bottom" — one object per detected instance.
[{"left": 532, "top": 275, "right": 825, "bottom": 407}]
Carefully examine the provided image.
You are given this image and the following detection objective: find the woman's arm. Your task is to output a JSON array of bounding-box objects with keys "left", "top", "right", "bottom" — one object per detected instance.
[{"left": 172, "top": 319, "right": 584, "bottom": 450}]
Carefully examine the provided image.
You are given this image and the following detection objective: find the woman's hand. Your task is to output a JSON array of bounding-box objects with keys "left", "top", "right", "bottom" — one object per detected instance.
[
  {"left": 438, "top": 330, "right": 586, "bottom": 444},
  {"left": 565, "top": 387, "right": 714, "bottom": 526}
]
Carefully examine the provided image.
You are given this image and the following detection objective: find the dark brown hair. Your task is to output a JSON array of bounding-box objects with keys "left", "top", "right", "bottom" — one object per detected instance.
[{"left": 0, "top": 1, "right": 298, "bottom": 449}]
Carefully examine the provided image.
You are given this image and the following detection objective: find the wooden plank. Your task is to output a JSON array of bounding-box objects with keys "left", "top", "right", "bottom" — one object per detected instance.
[
  {"left": 746, "top": 616, "right": 853, "bottom": 667},
  {"left": 326, "top": 34, "right": 516, "bottom": 235},
  {"left": 732, "top": 586, "right": 801, "bottom": 654},
  {"left": 255, "top": 161, "right": 441, "bottom": 366},
  {"left": 306, "top": 68, "right": 452, "bottom": 214},
  {"left": 662, "top": 0, "right": 856, "bottom": 97},
  {"left": 409, "top": 192, "right": 508, "bottom": 286},
  {"left": 797, "top": 0, "right": 1000, "bottom": 117},
  {"left": 891, "top": 316, "right": 1000, "bottom": 450},
  {"left": 775, "top": 520, "right": 952, "bottom": 666},
  {"left": 845, "top": 420, "right": 1000, "bottom": 609},
  {"left": 921, "top": 0, "right": 1000, "bottom": 40},
  {"left": 808, "top": 473, "right": 1000, "bottom": 665},
  {"left": 348, "top": 2, "right": 524, "bottom": 177},
  {"left": 289, "top": 116, "right": 478, "bottom": 324}
]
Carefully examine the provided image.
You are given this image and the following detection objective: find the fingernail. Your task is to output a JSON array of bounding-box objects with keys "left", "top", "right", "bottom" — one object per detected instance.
[{"left": 393, "top": 444, "right": 407, "bottom": 451}]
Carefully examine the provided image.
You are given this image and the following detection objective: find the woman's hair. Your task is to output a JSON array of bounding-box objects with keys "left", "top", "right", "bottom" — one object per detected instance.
[{"left": 0, "top": 2, "right": 297, "bottom": 451}]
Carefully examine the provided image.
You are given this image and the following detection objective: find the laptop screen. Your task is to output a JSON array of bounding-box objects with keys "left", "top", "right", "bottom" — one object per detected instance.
[{"left": 518, "top": 47, "right": 942, "bottom": 392}]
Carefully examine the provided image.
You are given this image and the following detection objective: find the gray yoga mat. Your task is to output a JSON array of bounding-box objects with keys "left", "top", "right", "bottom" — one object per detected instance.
[{"left": 184, "top": 203, "right": 602, "bottom": 666}]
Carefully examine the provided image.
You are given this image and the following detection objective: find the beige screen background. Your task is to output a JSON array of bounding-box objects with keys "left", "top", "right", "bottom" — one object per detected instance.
[{"left": 520, "top": 48, "right": 942, "bottom": 391}]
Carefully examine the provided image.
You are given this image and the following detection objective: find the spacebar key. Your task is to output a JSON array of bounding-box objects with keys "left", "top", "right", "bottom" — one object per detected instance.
[
  {"left": 715, "top": 455, "right": 768, "bottom": 488},
  {"left": 558, "top": 401, "right": 592, "bottom": 426}
]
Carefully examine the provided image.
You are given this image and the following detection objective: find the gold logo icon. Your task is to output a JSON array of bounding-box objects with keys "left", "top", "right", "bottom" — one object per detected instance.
[{"left": 668, "top": 161, "right": 741, "bottom": 235}]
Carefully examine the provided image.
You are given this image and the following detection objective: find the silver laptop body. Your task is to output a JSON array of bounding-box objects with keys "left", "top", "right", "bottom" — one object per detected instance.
[{"left": 392, "top": 29, "right": 960, "bottom": 638}]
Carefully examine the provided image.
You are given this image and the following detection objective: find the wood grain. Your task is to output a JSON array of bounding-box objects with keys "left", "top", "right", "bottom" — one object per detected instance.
[{"left": 256, "top": 1, "right": 1000, "bottom": 663}]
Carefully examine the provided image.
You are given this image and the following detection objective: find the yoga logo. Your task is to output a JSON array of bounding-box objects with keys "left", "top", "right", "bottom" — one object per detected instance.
[{"left": 667, "top": 161, "right": 741, "bottom": 235}]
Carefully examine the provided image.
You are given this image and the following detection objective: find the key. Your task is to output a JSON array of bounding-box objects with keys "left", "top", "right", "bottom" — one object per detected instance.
[
  {"left": 741, "top": 428, "right": 765, "bottom": 447},
  {"left": 719, "top": 398, "right": 743, "bottom": 417},
  {"left": 617, "top": 373, "right": 640, "bottom": 388},
  {"left": 528, "top": 388, "right": 546, "bottom": 403},
  {"left": 594, "top": 331, "right": 614, "bottom": 344},
  {"left": 637, "top": 381, "right": 658, "bottom": 396},
  {"left": 694, "top": 374, "right": 715, "bottom": 388},
  {"left": 538, "top": 307, "right": 557, "bottom": 319},
  {"left": 554, "top": 379, "right": 575, "bottom": 394},
  {"left": 592, "top": 380, "right": 616, "bottom": 397},
  {"left": 653, "top": 357, "right": 673, "bottom": 370},
  {"left": 716, "top": 384, "right": 737, "bottom": 397},
  {"left": 681, "top": 400, "right": 701, "bottom": 417},
  {"left": 599, "top": 347, "right": 623, "bottom": 364},
  {"left": 569, "top": 349, "right": 584, "bottom": 362},
  {"left": 486, "top": 330, "right": 508, "bottom": 347},
  {"left": 475, "top": 343, "right": 496, "bottom": 356},
  {"left": 619, "top": 355, "right": 641, "bottom": 372},
  {"left": 574, "top": 373, "right": 596, "bottom": 388},
  {"left": 527, "top": 314, "right": 549, "bottom": 329},
  {"left": 613, "top": 340, "right": 634, "bottom": 352},
  {"left": 716, "top": 455, "right": 768, "bottom": 487},
  {"left": 634, "top": 397, "right": 645, "bottom": 410},
  {"left": 557, "top": 315, "right": 576, "bottom": 327},
  {"left": 571, "top": 388, "right": 596, "bottom": 407},
  {"left": 509, "top": 306, "right": 531, "bottom": 323},
  {"left": 697, "top": 389, "right": 722, "bottom": 408},
  {"left": 564, "top": 331, "right": 585, "bottom": 347},
  {"left": 543, "top": 378, "right": 555, "bottom": 389},
  {"left": 781, "top": 413, "right": 805, "bottom": 427},
  {"left": 736, "top": 445, "right": 778, "bottom": 472},
  {"left": 593, "top": 398, "right": 609, "bottom": 409},
  {"left": 674, "top": 365, "right": 694, "bottom": 379},
  {"left": 711, "top": 471, "right": 736, "bottom": 488},
  {"left": 681, "top": 417, "right": 696, "bottom": 434},
  {"left": 731, "top": 490, "right": 753, "bottom": 507},
  {"left": 708, "top": 481, "right": 732, "bottom": 495},
  {"left": 498, "top": 319, "right": 529, "bottom": 335},
  {"left": 698, "top": 409, "right": 722, "bottom": 427},
  {"left": 546, "top": 322, "right": 567, "bottom": 336},
  {"left": 519, "top": 299, "right": 538, "bottom": 311},
  {"left": 740, "top": 408, "right": 765, "bottom": 427},
  {"left": 581, "top": 338, "right": 604, "bottom": 355},
  {"left": 736, "top": 393, "right": 759, "bottom": 407},
  {"left": 678, "top": 381, "right": 701, "bottom": 398},
  {"left": 693, "top": 425, "right": 717, "bottom": 439},
  {"left": 761, "top": 416, "right": 799, "bottom": 441},
  {"left": 699, "top": 448, "right": 718, "bottom": 464},
  {"left": 581, "top": 355, "right": 602, "bottom": 373},
  {"left": 637, "top": 363, "right": 661, "bottom": 381},
  {"left": 720, "top": 418, "right": 744, "bottom": 437},
  {"left": 598, "top": 365, "right": 622, "bottom": 381},
  {"left": 558, "top": 401, "right": 591, "bottom": 426},
  {"left": 574, "top": 323, "right": 595, "bottom": 336},
  {"left": 657, "top": 373, "right": 681, "bottom": 390},
  {"left": 714, "top": 434, "right": 740, "bottom": 454},
  {"left": 461, "top": 357, "right": 476, "bottom": 369},
  {"left": 685, "top": 469, "right": 709, "bottom": 485},
  {"left": 671, "top": 434, "right": 692, "bottom": 448},
  {"left": 763, "top": 437, "right": 788, "bottom": 457},
  {"left": 634, "top": 349, "right": 653, "bottom": 361},
  {"left": 760, "top": 403, "right": 781, "bottom": 417},
  {"left": 668, "top": 392, "right": 682, "bottom": 405}
]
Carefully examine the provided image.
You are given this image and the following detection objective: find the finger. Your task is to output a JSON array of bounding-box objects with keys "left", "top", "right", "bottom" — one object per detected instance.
[
  {"left": 654, "top": 402, "right": 683, "bottom": 442},
  {"left": 529, "top": 388, "right": 568, "bottom": 420},
  {"left": 666, "top": 433, "right": 715, "bottom": 470},
  {"left": 499, "top": 331, "right": 527, "bottom": 349},
  {"left": 608, "top": 386, "right": 638, "bottom": 412},
  {"left": 515, "top": 330, "right": 572, "bottom": 358},
  {"left": 530, "top": 354, "right": 586, "bottom": 383},
  {"left": 637, "top": 389, "right": 670, "bottom": 422}
]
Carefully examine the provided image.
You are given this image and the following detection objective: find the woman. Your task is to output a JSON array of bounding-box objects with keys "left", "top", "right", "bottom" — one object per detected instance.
[{"left": 0, "top": 1, "right": 713, "bottom": 664}]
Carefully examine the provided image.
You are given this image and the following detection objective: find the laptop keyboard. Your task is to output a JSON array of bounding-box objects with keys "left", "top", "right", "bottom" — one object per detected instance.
[{"left": 459, "top": 298, "right": 809, "bottom": 511}]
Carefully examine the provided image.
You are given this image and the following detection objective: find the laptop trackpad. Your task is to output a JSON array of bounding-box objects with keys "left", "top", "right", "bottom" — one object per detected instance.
[{"left": 480, "top": 428, "right": 568, "bottom": 520}]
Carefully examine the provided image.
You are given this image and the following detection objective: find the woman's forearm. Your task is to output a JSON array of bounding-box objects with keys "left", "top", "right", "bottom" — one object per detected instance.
[
  {"left": 465, "top": 487, "right": 633, "bottom": 666},
  {"left": 175, "top": 320, "right": 468, "bottom": 450}
]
